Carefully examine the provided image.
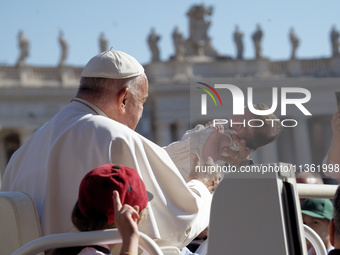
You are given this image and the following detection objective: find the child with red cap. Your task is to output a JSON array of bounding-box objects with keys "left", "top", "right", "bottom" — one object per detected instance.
[{"left": 52, "top": 163, "right": 151, "bottom": 255}]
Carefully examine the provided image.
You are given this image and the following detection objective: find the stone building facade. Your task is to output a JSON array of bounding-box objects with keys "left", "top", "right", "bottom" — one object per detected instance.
[{"left": 1, "top": 4, "right": 340, "bottom": 182}]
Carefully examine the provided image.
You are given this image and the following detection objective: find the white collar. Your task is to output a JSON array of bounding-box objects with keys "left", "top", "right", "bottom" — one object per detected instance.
[{"left": 72, "top": 98, "right": 108, "bottom": 117}]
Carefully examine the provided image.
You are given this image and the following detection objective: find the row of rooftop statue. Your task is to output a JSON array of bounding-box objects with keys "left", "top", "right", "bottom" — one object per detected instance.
[
  {"left": 148, "top": 5, "right": 340, "bottom": 62},
  {"left": 15, "top": 4, "right": 340, "bottom": 66},
  {"left": 16, "top": 30, "right": 109, "bottom": 67}
]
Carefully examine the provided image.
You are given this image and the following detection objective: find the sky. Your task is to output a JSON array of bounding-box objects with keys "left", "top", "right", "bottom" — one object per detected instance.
[{"left": 0, "top": 0, "right": 339, "bottom": 67}]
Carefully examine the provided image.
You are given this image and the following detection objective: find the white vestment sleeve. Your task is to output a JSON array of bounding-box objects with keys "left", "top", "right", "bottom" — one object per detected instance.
[
  {"left": 108, "top": 130, "right": 212, "bottom": 248},
  {"left": 185, "top": 179, "right": 212, "bottom": 242}
]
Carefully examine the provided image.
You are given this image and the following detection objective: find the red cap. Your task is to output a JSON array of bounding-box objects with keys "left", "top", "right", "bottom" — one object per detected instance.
[{"left": 78, "top": 164, "right": 149, "bottom": 223}]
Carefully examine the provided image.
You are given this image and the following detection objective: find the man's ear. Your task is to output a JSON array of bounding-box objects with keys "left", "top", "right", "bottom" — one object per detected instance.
[
  {"left": 329, "top": 218, "right": 335, "bottom": 246},
  {"left": 117, "top": 87, "right": 129, "bottom": 114}
]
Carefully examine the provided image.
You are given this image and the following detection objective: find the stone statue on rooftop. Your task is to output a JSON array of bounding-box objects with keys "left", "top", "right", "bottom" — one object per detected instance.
[
  {"left": 99, "top": 32, "right": 108, "bottom": 53},
  {"left": 252, "top": 24, "right": 264, "bottom": 59},
  {"left": 289, "top": 28, "right": 299, "bottom": 60},
  {"left": 147, "top": 28, "right": 161, "bottom": 62},
  {"left": 185, "top": 4, "right": 218, "bottom": 57},
  {"left": 187, "top": 4, "right": 212, "bottom": 44},
  {"left": 16, "top": 30, "right": 29, "bottom": 66},
  {"left": 233, "top": 25, "right": 243, "bottom": 60},
  {"left": 58, "top": 30, "right": 68, "bottom": 66},
  {"left": 331, "top": 26, "right": 340, "bottom": 57},
  {"left": 172, "top": 26, "right": 185, "bottom": 60}
]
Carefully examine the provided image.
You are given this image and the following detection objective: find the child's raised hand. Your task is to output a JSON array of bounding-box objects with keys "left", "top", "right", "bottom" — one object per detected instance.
[{"left": 112, "top": 190, "right": 140, "bottom": 241}]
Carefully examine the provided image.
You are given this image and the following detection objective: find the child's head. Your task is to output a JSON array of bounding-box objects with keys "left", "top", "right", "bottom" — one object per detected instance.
[
  {"left": 301, "top": 198, "right": 333, "bottom": 247},
  {"left": 72, "top": 164, "right": 150, "bottom": 232},
  {"left": 229, "top": 103, "right": 282, "bottom": 150}
]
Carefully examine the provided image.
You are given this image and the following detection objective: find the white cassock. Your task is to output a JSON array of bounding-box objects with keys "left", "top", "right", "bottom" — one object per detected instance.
[{"left": 1, "top": 98, "right": 211, "bottom": 249}]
